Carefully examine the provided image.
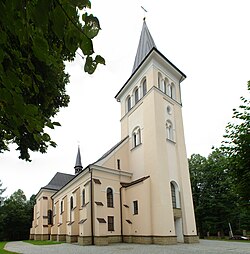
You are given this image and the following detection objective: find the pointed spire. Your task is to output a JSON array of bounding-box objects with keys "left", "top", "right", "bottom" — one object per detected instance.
[
  {"left": 132, "top": 19, "right": 156, "bottom": 73},
  {"left": 74, "top": 146, "right": 83, "bottom": 175}
]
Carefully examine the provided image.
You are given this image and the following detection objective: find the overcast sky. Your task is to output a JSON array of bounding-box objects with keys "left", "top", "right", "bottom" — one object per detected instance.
[{"left": 1, "top": 0, "right": 250, "bottom": 199}]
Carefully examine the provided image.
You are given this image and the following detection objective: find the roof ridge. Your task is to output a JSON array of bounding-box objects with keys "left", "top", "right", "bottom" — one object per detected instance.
[{"left": 94, "top": 136, "right": 129, "bottom": 164}]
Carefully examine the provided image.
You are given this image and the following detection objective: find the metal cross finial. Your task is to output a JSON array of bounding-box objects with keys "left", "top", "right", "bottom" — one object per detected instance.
[
  {"left": 77, "top": 140, "right": 80, "bottom": 147},
  {"left": 141, "top": 6, "right": 147, "bottom": 20}
]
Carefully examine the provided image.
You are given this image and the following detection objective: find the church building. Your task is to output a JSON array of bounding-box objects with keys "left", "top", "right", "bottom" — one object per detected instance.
[{"left": 30, "top": 20, "right": 199, "bottom": 245}]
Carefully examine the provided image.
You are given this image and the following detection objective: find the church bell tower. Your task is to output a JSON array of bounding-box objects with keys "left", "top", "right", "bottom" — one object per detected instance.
[{"left": 115, "top": 19, "right": 199, "bottom": 243}]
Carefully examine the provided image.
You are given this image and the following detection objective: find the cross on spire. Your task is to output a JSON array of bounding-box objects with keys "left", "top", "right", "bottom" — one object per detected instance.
[{"left": 141, "top": 6, "right": 148, "bottom": 20}]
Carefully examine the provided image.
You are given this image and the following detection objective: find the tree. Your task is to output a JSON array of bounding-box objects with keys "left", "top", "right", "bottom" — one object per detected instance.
[
  {"left": 0, "top": 0, "right": 105, "bottom": 160},
  {"left": 0, "top": 189, "right": 35, "bottom": 241},
  {"left": 0, "top": 180, "right": 6, "bottom": 205},
  {"left": 189, "top": 150, "right": 238, "bottom": 237},
  {"left": 222, "top": 81, "right": 250, "bottom": 201},
  {"left": 189, "top": 154, "right": 207, "bottom": 236}
]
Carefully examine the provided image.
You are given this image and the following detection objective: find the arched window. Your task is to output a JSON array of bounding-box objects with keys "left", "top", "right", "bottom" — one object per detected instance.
[
  {"left": 142, "top": 79, "right": 147, "bottom": 96},
  {"left": 134, "top": 87, "right": 139, "bottom": 104},
  {"left": 132, "top": 127, "right": 141, "bottom": 148},
  {"left": 158, "top": 73, "right": 162, "bottom": 89},
  {"left": 162, "top": 80, "right": 167, "bottom": 94},
  {"left": 168, "top": 83, "right": 176, "bottom": 99},
  {"left": 127, "top": 96, "right": 131, "bottom": 112},
  {"left": 107, "top": 187, "right": 114, "bottom": 207},
  {"left": 170, "top": 182, "right": 177, "bottom": 208},
  {"left": 82, "top": 189, "right": 85, "bottom": 206},
  {"left": 170, "top": 181, "right": 180, "bottom": 208},
  {"left": 166, "top": 120, "right": 174, "bottom": 141},
  {"left": 70, "top": 196, "right": 74, "bottom": 210},
  {"left": 164, "top": 78, "right": 169, "bottom": 94}
]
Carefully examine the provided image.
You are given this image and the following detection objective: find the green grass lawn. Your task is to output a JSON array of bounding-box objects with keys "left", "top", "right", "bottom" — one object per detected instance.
[
  {"left": 0, "top": 242, "right": 19, "bottom": 254},
  {"left": 23, "top": 240, "right": 62, "bottom": 245},
  {"left": 0, "top": 240, "right": 62, "bottom": 254}
]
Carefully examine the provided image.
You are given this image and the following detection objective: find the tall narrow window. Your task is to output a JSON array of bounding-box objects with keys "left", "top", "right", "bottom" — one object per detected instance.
[
  {"left": 60, "top": 200, "right": 63, "bottom": 214},
  {"left": 127, "top": 96, "right": 131, "bottom": 112},
  {"left": 163, "top": 80, "right": 167, "bottom": 94},
  {"left": 108, "top": 216, "right": 114, "bottom": 231},
  {"left": 168, "top": 83, "right": 176, "bottom": 99},
  {"left": 142, "top": 79, "right": 147, "bottom": 96},
  {"left": 132, "top": 127, "right": 141, "bottom": 148},
  {"left": 48, "top": 209, "right": 53, "bottom": 225},
  {"left": 70, "top": 196, "right": 74, "bottom": 210},
  {"left": 166, "top": 120, "right": 174, "bottom": 141},
  {"left": 171, "top": 183, "right": 177, "bottom": 208},
  {"left": 117, "top": 159, "right": 120, "bottom": 170},
  {"left": 133, "top": 132, "right": 137, "bottom": 147},
  {"left": 107, "top": 188, "right": 114, "bottom": 207},
  {"left": 134, "top": 87, "right": 139, "bottom": 104},
  {"left": 158, "top": 73, "right": 162, "bottom": 89},
  {"left": 133, "top": 200, "right": 138, "bottom": 215},
  {"left": 82, "top": 189, "right": 85, "bottom": 206}
]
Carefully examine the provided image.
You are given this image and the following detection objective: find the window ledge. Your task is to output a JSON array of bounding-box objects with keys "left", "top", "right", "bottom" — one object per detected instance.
[
  {"left": 166, "top": 138, "right": 176, "bottom": 144},
  {"left": 131, "top": 142, "right": 142, "bottom": 151}
]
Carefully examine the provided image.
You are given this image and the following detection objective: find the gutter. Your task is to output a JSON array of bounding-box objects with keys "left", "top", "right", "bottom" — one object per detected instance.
[
  {"left": 179, "top": 75, "right": 184, "bottom": 105},
  {"left": 119, "top": 186, "right": 124, "bottom": 242},
  {"left": 90, "top": 167, "right": 94, "bottom": 245}
]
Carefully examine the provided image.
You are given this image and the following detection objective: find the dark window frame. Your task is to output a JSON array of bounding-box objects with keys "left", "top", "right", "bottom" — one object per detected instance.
[
  {"left": 134, "top": 87, "right": 139, "bottom": 104},
  {"left": 133, "top": 200, "right": 138, "bottom": 215},
  {"left": 108, "top": 216, "right": 114, "bottom": 231},
  {"left": 107, "top": 188, "right": 114, "bottom": 208},
  {"left": 171, "top": 183, "right": 177, "bottom": 208},
  {"left": 142, "top": 79, "right": 147, "bottom": 96},
  {"left": 70, "top": 196, "right": 74, "bottom": 210},
  {"left": 60, "top": 200, "right": 63, "bottom": 214},
  {"left": 82, "top": 189, "right": 85, "bottom": 206}
]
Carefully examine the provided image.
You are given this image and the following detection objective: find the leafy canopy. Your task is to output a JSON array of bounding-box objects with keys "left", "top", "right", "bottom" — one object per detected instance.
[
  {"left": 222, "top": 81, "right": 250, "bottom": 201},
  {"left": 0, "top": 0, "right": 105, "bottom": 160}
]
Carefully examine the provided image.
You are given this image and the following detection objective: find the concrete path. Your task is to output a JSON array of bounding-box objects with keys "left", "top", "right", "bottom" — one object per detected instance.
[{"left": 5, "top": 240, "right": 250, "bottom": 254}]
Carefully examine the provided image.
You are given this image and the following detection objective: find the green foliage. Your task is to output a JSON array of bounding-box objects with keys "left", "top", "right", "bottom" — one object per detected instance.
[
  {"left": 0, "top": 190, "right": 35, "bottom": 241},
  {"left": 0, "top": 0, "right": 105, "bottom": 161},
  {"left": 0, "top": 180, "right": 6, "bottom": 198},
  {"left": 222, "top": 81, "right": 250, "bottom": 201},
  {"left": 189, "top": 150, "right": 247, "bottom": 237},
  {"left": 23, "top": 240, "right": 62, "bottom": 245}
]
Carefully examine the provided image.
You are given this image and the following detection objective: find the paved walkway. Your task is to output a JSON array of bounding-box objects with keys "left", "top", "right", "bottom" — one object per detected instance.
[{"left": 5, "top": 240, "right": 250, "bottom": 254}]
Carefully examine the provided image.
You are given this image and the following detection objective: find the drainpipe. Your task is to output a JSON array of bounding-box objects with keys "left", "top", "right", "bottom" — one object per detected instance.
[
  {"left": 119, "top": 186, "right": 124, "bottom": 242},
  {"left": 179, "top": 75, "right": 184, "bottom": 105},
  {"left": 89, "top": 167, "right": 94, "bottom": 245}
]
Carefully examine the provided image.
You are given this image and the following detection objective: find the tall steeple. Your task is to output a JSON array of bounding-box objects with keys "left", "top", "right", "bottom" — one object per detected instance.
[
  {"left": 132, "top": 19, "right": 156, "bottom": 73},
  {"left": 74, "top": 146, "right": 83, "bottom": 175}
]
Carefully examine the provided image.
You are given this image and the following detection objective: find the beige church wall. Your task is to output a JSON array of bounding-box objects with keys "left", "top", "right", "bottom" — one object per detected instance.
[
  {"left": 119, "top": 63, "right": 152, "bottom": 118},
  {"left": 174, "top": 106, "right": 197, "bottom": 236},
  {"left": 32, "top": 190, "right": 55, "bottom": 236},
  {"left": 51, "top": 201, "right": 59, "bottom": 236},
  {"left": 151, "top": 58, "right": 182, "bottom": 104},
  {"left": 57, "top": 195, "right": 68, "bottom": 240},
  {"left": 122, "top": 179, "right": 152, "bottom": 236},
  {"left": 92, "top": 170, "right": 122, "bottom": 237},
  {"left": 127, "top": 103, "right": 145, "bottom": 180},
  {"left": 142, "top": 90, "right": 177, "bottom": 236},
  {"left": 98, "top": 141, "right": 130, "bottom": 172},
  {"left": 119, "top": 63, "right": 154, "bottom": 140},
  {"left": 51, "top": 171, "right": 92, "bottom": 240}
]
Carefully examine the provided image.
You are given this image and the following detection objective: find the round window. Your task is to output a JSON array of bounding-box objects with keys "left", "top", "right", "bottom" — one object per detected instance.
[{"left": 167, "top": 106, "right": 172, "bottom": 115}]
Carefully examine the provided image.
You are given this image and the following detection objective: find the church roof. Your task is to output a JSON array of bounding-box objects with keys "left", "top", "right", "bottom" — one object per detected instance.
[
  {"left": 75, "top": 146, "right": 82, "bottom": 168},
  {"left": 115, "top": 20, "right": 186, "bottom": 100},
  {"left": 132, "top": 19, "right": 156, "bottom": 73},
  {"left": 94, "top": 136, "right": 129, "bottom": 164},
  {"left": 42, "top": 172, "right": 74, "bottom": 191}
]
